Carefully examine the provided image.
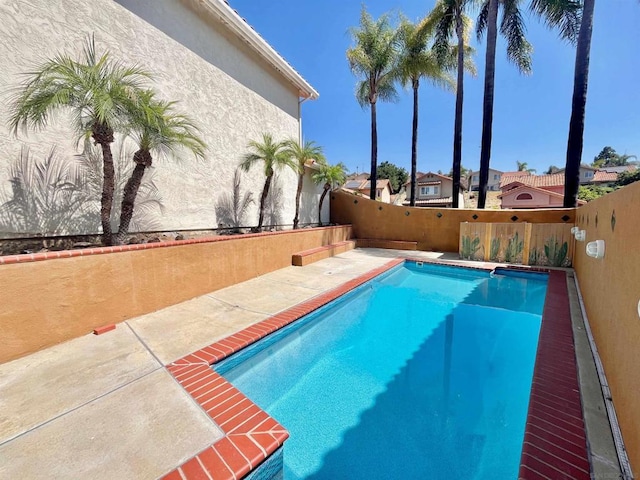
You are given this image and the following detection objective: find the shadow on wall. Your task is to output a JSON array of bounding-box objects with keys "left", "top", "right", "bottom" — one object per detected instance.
[
  {"left": 264, "top": 174, "right": 284, "bottom": 230},
  {"left": 215, "top": 168, "right": 254, "bottom": 233},
  {"left": 299, "top": 191, "right": 318, "bottom": 226},
  {"left": 0, "top": 143, "right": 164, "bottom": 238}
]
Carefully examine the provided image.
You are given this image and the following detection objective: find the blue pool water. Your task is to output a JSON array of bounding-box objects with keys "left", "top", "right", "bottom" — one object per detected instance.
[{"left": 217, "top": 263, "right": 548, "bottom": 479}]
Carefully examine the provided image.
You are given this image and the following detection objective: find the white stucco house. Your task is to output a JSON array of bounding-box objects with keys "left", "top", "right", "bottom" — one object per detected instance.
[{"left": 0, "top": 0, "right": 323, "bottom": 236}]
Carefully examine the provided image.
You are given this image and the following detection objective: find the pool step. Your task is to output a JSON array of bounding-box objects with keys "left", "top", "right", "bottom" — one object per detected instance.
[
  {"left": 356, "top": 238, "right": 418, "bottom": 250},
  {"left": 292, "top": 240, "right": 356, "bottom": 266}
]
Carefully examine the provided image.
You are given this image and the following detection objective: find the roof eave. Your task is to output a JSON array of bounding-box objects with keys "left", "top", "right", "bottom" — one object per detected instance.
[{"left": 201, "top": 0, "right": 319, "bottom": 100}]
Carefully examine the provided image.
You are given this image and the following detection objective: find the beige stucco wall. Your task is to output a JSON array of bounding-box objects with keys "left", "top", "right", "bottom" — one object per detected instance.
[
  {"left": 331, "top": 189, "right": 576, "bottom": 252},
  {"left": 0, "top": 0, "right": 322, "bottom": 236},
  {"left": 573, "top": 181, "right": 640, "bottom": 473},
  {"left": 0, "top": 225, "right": 352, "bottom": 364}
]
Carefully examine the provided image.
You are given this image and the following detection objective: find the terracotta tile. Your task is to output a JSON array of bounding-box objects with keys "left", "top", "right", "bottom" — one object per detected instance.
[
  {"left": 197, "top": 447, "right": 234, "bottom": 480},
  {"left": 213, "top": 437, "right": 252, "bottom": 478},
  {"left": 222, "top": 404, "right": 262, "bottom": 432},
  {"left": 159, "top": 469, "right": 183, "bottom": 480},
  {"left": 229, "top": 410, "right": 270, "bottom": 434},
  {"left": 179, "top": 457, "right": 209, "bottom": 480},
  {"left": 228, "top": 434, "right": 267, "bottom": 468}
]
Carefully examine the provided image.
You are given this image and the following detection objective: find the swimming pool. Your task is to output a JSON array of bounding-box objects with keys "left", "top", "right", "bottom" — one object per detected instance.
[{"left": 216, "top": 262, "right": 548, "bottom": 479}]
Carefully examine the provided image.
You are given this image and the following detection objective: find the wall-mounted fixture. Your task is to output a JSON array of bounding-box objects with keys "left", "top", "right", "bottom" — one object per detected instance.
[
  {"left": 570, "top": 226, "right": 579, "bottom": 234},
  {"left": 586, "top": 240, "right": 605, "bottom": 259},
  {"left": 575, "top": 229, "right": 586, "bottom": 242}
]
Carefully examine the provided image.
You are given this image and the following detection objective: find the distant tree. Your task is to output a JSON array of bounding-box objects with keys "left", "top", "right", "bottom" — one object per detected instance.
[
  {"left": 240, "top": 133, "right": 297, "bottom": 232},
  {"left": 517, "top": 161, "right": 536, "bottom": 173},
  {"left": 578, "top": 184, "right": 614, "bottom": 202},
  {"left": 283, "top": 139, "right": 325, "bottom": 229},
  {"left": 544, "top": 165, "right": 561, "bottom": 174},
  {"left": 616, "top": 169, "right": 640, "bottom": 187},
  {"left": 592, "top": 146, "right": 637, "bottom": 168},
  {"left": 347, "top": 7, "right": 399, "bottom": 200},
  {"left": 395, "top": 13, "right": 461, "bottom": 206},
  {"left": 313, "top": 163, "right": 347, "bottom": 226},
  {"left": 564, "top": 0, "right": 595, "bottom": 207},
  {"left": 8, "top": 36, "right": 150, "bottom": 245},
  {"left": 475, "top": 0, "right": 580, "bottom": 209},
  {"left": 448, "top": 165, "right": 471, "bottom": 189},
  {"left": 377, "top": 161, "right": 409, "bottom": 193},
  {"left": 432, "top": 0, "right": 475, "bottom": 207}
]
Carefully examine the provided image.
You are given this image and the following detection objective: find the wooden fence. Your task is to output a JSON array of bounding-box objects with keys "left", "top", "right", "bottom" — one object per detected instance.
[{"left": 459, "top": 222, "right": 574, "bottom": 267}]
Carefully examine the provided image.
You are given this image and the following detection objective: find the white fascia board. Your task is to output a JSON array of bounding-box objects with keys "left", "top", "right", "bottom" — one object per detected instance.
[{"left": 201, "top": 0, "right": 319, "bottom": 100}]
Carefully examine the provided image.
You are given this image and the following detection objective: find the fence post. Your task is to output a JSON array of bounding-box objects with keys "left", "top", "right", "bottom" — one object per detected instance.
[
  {"left": 483, "top": 223, "right": 492, "bottom": 262},
  {"left": 522, "top": 222, "right": 532, "bottom": 265}
]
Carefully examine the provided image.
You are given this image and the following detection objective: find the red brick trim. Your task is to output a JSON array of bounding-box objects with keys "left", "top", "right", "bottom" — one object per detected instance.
[
  {"left": 519, "top": 270, "right": 590, "bottom": 479},
  {"left": 0, "top": 225, "right": 351, "bottom": 266},
  {"left": 160, "top": 258, "right": 403, "bottom": 480}
]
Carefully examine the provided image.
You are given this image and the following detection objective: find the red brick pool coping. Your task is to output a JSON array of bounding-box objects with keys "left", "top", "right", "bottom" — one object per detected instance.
[{"left": 160, "top": 259, "right": 590, "bottom": 480}]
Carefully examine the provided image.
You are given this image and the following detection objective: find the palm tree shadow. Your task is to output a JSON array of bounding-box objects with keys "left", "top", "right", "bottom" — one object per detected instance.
[{"left": 264, "top": 174, "right": 284, "bottom": 230}]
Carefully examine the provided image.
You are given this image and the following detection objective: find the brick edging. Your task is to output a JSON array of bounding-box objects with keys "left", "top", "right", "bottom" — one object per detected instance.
[
  {"left": 0, "top": 225, "right": 351, "bottom": 266},
  {"left": 160, "top": 258, "right": 403, "bottom": 480},
  {"left": 519, "top": 270, "right": 590, "bottom": 479}
]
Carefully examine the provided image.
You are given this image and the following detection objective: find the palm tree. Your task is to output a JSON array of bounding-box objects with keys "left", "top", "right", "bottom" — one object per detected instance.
[
  {"left": 564, "top": 0, "right": 595, "bottom": 207},
  {"left": 240, "top": 133, "right": 297, "bottom": 232},
  {"left": 312, "top": 163, "right": 347, "bottom": 226},
  {"left": 517, "top": 160, "right": 536, "bottom": 173},
  {"left": 396, "top": 14, "right": 459, "bottom": 207},
  {"left": 347, "top": 7, "right": 399, "bottom": 200},
  {"left": 114, "top": 91, "right": 206, "bottom": 245},
  {"left": 432, "top": 0, "right": 474, "bottom": 208},
  {"left": 283, "top": 139, "right": 325, "bottom": 229},
  {"left": 8, "top": 36, "right": 150, "bottom": 245},
  {"left": 476, "top": 0, "right": 580, "bottom": 209}
]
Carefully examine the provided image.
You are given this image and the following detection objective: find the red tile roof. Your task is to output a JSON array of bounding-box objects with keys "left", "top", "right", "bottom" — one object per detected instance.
[
  {"left": 500, "top": 173, "right": 565, "bottom": 189},
  {"left": 403, "top": 197, "right": 453, "bottom": 206},
  {"left": 498, "top": 184, "right": 586, "bottom": 204}
]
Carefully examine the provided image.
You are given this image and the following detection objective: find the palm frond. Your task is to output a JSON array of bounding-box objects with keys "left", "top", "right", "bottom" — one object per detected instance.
[
  {"left": 476, "top": 1, "right": 490, "bottom": 40},
  {"left": 501, "top": 0, "right": 533, "bottom": 74},
  {"left": 529, "top": 0, "right": 581, "bottom": 44},
  {"left": 8, "top": 34, "right": 151, "bottom": 138}
]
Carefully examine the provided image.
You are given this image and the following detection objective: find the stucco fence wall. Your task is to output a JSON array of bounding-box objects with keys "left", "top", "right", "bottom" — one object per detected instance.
[
  {"left": 330, "top": 189, "right": 576, "bottom": 252},
  {"left": 573, "top": 181, "right": 640, "bottom": 473},
  {"left": 0, "top": 225, "right": 351, "bottom": 364},
  {"left": 0, "top": 0, "right": 323, "bottom": 237}
]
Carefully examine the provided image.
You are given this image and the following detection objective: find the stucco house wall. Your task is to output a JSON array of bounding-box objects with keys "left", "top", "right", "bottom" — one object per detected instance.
[
  {"left": 500, "top": 188, "right": 564, "bottom": 209},
  {"left": 0, "top": 0, "right": 321, "bottom": 236},
  {"left": 469, "top": 169, "right": 502, "bottom": 191}
]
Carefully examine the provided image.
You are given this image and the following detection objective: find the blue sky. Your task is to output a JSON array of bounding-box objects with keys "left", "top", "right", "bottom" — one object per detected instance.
[{"left": 230, "top": 0, "right": 640, "bottom": 176}]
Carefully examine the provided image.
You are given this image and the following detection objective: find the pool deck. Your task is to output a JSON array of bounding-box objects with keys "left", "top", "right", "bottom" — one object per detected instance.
[{"left": 0, "top": 248, "right": 620, "bottom": 479}]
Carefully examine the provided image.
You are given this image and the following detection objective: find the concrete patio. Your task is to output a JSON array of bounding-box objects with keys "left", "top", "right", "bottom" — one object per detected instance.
[{"left": 0, "top": 248, "right": 456, "bottom": 479}]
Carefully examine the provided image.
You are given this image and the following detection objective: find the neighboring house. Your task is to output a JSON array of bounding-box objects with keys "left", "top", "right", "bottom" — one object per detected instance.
[
  {"left": 555, "top": 164, "right": 597, "bottom": 184},
  {"left": 469, "top": 169, "right": 503, "bottom": 192},
  {"left": 591, "top": 165, "right": 638, "bottom": 186},
  {"left": 403, "top": 172, "right": 455, "bottom": 207},
  {"left": 344, "top": 179, "right": 392, "bottom": 203},
  {"left": 499, "top": 173, "right": 586, "bottom": 208},
  {"left": 0, "top": 0, "right": 319, "bottom": 235}
]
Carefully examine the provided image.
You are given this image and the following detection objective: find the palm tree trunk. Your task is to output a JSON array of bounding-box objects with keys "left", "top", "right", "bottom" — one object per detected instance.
[
  {"left": 318, "top": 185, "right": 330, "bottom": 226},
  {"left": 564, "top": 0, "right": 595, "bottom": 207},
  {"left": 114, "top": 150, "right": 150, "bottom": 245},
  {"left": 293, "top": 172, "right": 304, "bottom": 229},
  {"left": 410, "top": 80, "right": 419, "bottom": 207},
  {"left": 478, "top": 0, "right": 499, "bottom": 210},
  {"left": 93, "top": 122, "right": 115, "bottom": 246},
  {"left": 370, "top": 100, "right": 378, "bottom": 200},
  {"left": 452, "top": 13, "right": 465, "bottom": 209},
  {"left": 257, "top": 173, "right": 273, "bottom": 231}
]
